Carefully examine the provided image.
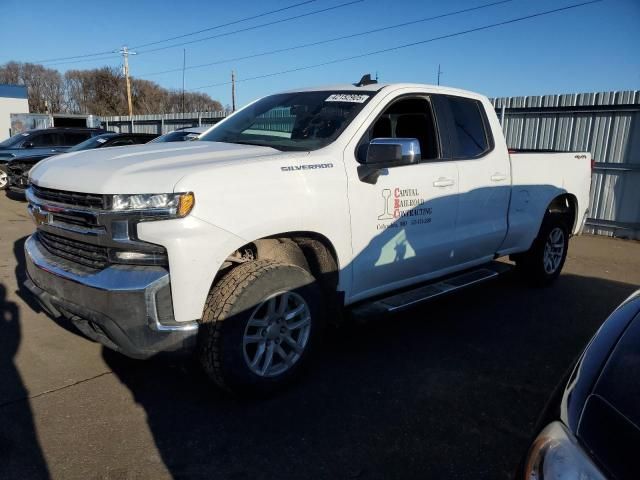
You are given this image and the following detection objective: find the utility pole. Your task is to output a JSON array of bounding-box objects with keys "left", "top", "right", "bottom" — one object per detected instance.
[
  {"left": 231, "top": 70, "right": 236, "bottom": 112},
  {"left": 182, "top": 49, "right": 186, "bottom": 115},
  {"left": 116, "top": 46, "right": 137, "bottom": 116},
  {"left": 437, "top": 64, "right": 442, "bottom": 86}
]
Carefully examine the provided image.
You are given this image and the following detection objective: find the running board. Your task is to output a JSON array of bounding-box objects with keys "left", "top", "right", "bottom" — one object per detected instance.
[{"left": 351, "top": 262, "right": 512, "bottom": 318}]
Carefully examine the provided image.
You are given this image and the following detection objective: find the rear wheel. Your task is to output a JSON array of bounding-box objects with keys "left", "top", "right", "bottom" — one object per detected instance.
[
  {"left": 515, "top": 214, "right": 569, "bottom": 285},
  {"left": 198, "top": 259, "right": 324, "bottom": 396}
]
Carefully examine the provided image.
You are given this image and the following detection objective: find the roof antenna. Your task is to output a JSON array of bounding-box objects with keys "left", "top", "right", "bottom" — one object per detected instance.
[{"left": 354, "top": 74, "right": 377, "bottom": 87}]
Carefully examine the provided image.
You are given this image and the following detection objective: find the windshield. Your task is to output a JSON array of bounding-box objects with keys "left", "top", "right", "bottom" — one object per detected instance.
[
  {"left": 0, "top": 131, "right": 31, "bottom": 149},
  {"left": 68, "top": 134, "right": 116, "bottom": 152},
  {"left": 149, "top": 131, "right": 200, "bottom": 143},
  {"left": 199, "top": 91, "right": 374, "bottom": 151}
]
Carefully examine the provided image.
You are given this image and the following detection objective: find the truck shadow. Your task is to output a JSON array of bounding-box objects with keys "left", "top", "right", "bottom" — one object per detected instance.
[
  {"left": 0, "top": 283, "right": 50, "bottom": 480},
  {"left": 103, "top": 271, "right": 637, "bottom": 479},
  {"left": 12, "top": 183, "right": 607, "bottom": 479}
]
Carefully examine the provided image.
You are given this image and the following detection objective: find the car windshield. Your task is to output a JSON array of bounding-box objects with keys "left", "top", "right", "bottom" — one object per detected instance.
[
  {"left": 149, "top": 131, "right": 200, "bottom": 143},
  {"left": 0, "top": 131, "right": 31, "bottom": 148},
  {"left": 68, "top": 134, "right": 117, "bottom": 152},
  {"left": 199, "top": 91, "right": 374, "bottom": 151}
]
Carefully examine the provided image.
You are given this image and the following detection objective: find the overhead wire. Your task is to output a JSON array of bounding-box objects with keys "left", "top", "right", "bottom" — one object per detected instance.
[
  {"left": 139, "top": 0, "right": 515, "bottom": 78},
  {"left": 31, "top": 0, "right": 320, "bottom": 65},
  {"left": 191, "top": 0, "right": 603, "bottom": 91}
]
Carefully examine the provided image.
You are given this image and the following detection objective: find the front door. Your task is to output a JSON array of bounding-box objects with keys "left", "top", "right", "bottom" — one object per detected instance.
[{"left": 345, "top": 94, "right": 459, "bottom": 301}]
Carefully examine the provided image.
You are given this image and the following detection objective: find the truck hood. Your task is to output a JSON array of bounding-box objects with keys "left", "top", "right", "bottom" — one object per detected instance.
[{"left": 29, "top": 141, "right": 284, "bottom": 194}]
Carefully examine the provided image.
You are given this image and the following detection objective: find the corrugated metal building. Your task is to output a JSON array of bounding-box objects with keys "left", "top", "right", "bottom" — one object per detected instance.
[
  {"left": 492, "top": 91, "right": 640, "bottom": 239},
  {"left": 101, "top": 111, "right": 227, "bottom": 135}
]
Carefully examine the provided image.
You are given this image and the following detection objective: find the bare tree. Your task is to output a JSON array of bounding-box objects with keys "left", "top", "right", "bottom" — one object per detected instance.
[{"left": 1, "top": 61, "right": 223, "bottom": 116}]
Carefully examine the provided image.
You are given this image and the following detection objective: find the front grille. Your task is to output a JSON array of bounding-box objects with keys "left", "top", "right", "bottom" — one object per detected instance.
[
  {"left": 7, "top": 163, "right": 27, "bottom": 174},
  {"left": 51, "top": 211, "right": 100, "bottom": 229},
  {"left": 37, "top": 231, "right": 109, "bottom": 269},
  {"left": 32, "top": 185, "right": 107, "bottom": 210}
]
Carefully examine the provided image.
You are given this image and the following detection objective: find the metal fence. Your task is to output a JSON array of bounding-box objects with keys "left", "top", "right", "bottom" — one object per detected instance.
[
  {"left": 492, "top": 91, "right": 640, "bottom": 239},
  {"left": 100, "top": 111, "right": 229, "bottom": 135}
]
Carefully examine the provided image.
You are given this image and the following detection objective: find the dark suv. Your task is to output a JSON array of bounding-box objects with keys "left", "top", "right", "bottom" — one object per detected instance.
[
  {"left": 5, "top": 132, "right": 158, "bottom": 193},
  {"left": 0, "top": 128, "right": 109, "bottom": 189}
]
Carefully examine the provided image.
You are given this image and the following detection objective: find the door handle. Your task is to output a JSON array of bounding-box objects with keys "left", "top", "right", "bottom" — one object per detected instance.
[
  {"left": 490, "top": 173, "right": 508, "bottom": 182},
  {"left": 433, "top": 177, "right": 455, "bottom": 188}
]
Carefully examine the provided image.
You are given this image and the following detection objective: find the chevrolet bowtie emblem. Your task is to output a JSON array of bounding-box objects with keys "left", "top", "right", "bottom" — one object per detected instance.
[{"left": 31, "top": 206, "right": 50, "bottom": 226}]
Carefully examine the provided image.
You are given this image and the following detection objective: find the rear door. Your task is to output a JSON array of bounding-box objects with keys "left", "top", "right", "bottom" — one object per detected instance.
[
  {"left": 345, "top": 92, "right": 459, "bottom": 300},
  {"left": 434, "top": 95, "right": 510, "bottom": 264}
]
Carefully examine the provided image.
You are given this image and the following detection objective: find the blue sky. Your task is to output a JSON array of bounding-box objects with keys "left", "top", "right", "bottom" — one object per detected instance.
[{"left": 1, "top": 0, "right": 638, "bottom": 108}]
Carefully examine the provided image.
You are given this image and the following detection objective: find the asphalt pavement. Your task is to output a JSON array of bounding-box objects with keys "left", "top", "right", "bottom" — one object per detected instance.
[{"left": 1, "top": 191, "right": 639, "bottom": 480}]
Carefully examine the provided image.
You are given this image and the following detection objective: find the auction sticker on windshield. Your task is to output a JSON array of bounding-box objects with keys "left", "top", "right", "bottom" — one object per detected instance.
[{"left": 325, "top": 94, "right": 370, "bottom": 103}]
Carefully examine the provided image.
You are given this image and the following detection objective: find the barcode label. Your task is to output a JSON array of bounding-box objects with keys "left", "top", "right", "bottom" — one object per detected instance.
[{"left": 325, "top": 94, "right": 370, "bottom": 103}]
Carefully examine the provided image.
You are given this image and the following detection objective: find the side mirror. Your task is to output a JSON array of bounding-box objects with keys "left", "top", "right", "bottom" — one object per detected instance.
[
  {"left": 365, "top": 138, "right": 421, "bottom": 167},
  {"left": 359, "top": 138, "right": 421, "bottom": 184},
  {"left": 23, "top": 141, "right": 34, "bottom": 149}
]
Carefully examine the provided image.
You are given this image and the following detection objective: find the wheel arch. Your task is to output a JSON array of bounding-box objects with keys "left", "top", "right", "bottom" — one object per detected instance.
[
  {"left": 213, "top": 231, "right": 343, "bottom": 319},
  {"left": 547, "top": 193, "right": 579, "bottom": 234}
]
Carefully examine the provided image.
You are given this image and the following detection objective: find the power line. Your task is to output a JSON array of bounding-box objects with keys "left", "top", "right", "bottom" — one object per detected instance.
[
  {"left": 131, "top": 0, "right": 317, "bottom": 49},
  {"left": 43, "top": 54, "right": 122, "bottom": 68},
  {"left": 136, "top": 0, "right": 365, "bottom": 55},
  {"left": 192, "top": 0, "right": 602, "bottom": 91},
  {"left": 33, "top": 0, "right": 318, "bottom": 65},
  {"left": 34, "top": 50, "right": 115, "bottom": 65},
  {"left": 140, "top": 0, "right": 515, "bottom": 78}
]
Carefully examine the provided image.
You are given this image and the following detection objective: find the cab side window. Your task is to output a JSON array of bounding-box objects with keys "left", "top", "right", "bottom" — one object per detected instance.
[
  {"left": 30, "top": 133, "right": 63, "bottom": 147},
  {"left": 436, "top": 96, "right": 492, "bottom": 159},
  {"left": 361, "top": 97, "right": 439, "bottom": 162}
]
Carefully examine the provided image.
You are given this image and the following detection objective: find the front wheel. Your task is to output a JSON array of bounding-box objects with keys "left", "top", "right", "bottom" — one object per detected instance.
[
  {"left": 0, "top": 167, "right": 8, "bottom": 190},
  {"left": 198, "top": 260, "right": 325, "bottom": 396},
  {"left": 515, "top": 214, "right": 569, "bottom": 285}
]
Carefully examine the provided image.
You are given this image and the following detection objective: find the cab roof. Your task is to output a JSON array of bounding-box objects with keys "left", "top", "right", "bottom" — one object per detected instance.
[{"left": 281, "top": 82, "right": 484, "bottom": 99}]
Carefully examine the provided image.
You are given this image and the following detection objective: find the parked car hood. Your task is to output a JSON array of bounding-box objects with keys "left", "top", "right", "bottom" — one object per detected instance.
[
  {"left": 29, "top": 141, "right": 284, "bottom": 194},
  {"left": 562, "top": 291, "right": 640, "bottom": 480},
  {"left": 7, "top": 154, "right": 51, "bottom": 165}
]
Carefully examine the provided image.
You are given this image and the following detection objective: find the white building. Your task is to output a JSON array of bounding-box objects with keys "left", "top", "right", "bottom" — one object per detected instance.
[{"left": 0, "top": 84, "right": 29, "bottom": 141}]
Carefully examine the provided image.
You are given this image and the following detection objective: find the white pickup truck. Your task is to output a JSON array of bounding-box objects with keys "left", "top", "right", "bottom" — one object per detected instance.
[{"left": 24, "top": 80, "right": 591, "bottom": 395}]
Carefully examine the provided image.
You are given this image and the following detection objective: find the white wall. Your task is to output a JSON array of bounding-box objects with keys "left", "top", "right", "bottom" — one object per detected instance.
[{"left": 0, "top": 97, "right": 29, "bottom": 141}]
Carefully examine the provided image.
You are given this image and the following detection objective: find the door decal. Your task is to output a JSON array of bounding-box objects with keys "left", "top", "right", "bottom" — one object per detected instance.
[{"left": 377, "top": 187, "right": 432, "bottom": 230}]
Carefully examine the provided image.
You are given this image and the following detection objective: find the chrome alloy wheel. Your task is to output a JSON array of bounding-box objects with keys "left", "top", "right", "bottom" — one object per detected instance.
[
  {"left": 242, "top": 291, "right": 312, "bottom": 377},
  {"left": 0, "top": 169, "right": 7, "bottom": 189},
  {"left": 543, "top": 227, "right": 565, "bottom": 274}
]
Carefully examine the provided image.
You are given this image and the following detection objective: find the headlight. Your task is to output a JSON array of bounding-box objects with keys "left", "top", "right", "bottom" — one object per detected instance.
[
  {"left": 110, "top": 192, "right": 194, "bottom": 217},
  {"left": 524, "top": 422, "right": 606, "bottom": 480}
]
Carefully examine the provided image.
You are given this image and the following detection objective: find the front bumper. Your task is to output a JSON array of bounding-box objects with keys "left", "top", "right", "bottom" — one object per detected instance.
[
  {"left": 24, "top": 234, "right": 198, "bottom": 359},
  {"left": 8, "top": 173, "right": 28, "bottom": 192}
]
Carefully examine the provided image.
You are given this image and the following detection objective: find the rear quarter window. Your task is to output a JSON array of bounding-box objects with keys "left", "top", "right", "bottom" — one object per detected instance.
[{"left": 64, "top": 132, "right": 92, "bottom": 145}]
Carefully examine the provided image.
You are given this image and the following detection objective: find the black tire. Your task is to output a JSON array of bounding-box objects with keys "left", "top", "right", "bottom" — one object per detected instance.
[
  {"left": 515, "top": 213, "right": 570, "bottom": 286},
  {"left": 198, "top": 259, "right": 325, "bottom": 396},
  {"left": 0, "top": 166, "right": 8, "bottom": 191}
]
